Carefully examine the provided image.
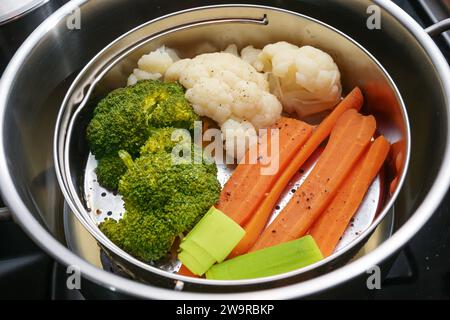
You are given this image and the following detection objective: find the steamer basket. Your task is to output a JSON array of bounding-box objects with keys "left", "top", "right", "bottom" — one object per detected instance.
[{"left": 54, "top": 5, "right": 410, "bottom": 292}]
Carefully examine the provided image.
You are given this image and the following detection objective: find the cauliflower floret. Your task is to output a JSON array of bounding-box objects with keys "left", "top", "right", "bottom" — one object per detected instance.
[
  {"left": 127, "top": 46, "right": 180, "bottom": 85},
  {"left": 221, "top": 119, "right": 257, "bottom": 162},
  {"left": 223, "top": 44, "right": 239, "bottom": 57},
  {"left": 257, "top": 42, "right": 342, "bottom": 117},
  {"left": 165, "top": 52, "right": 281, "bottom": 130},
  {"left": 240, "top": 45, "right": 264, "bottom": 71}
]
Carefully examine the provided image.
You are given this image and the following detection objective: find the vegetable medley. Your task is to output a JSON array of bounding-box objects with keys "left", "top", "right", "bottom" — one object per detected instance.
[{"left": 86, "top": 41, "right": 391, "bottom": 280}]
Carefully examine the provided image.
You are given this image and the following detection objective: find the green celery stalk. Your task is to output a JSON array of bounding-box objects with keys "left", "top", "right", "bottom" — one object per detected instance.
[{"left": 205, "top": 235, "right": 323, "bottom": 280}]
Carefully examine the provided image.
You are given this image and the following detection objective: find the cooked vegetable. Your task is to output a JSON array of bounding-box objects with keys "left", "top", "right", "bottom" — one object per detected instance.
[
  {"left": 99, "top": 128, "right": 220, "bottom": 262},
  {"left": 119, "top": 150, "right": 220, "bottom": 229},
  {"left": 86, "top": 80, "right": 199, "bottom": 190},
  {"left": 165, "top": 52, "right": 282, "bottom": 129},
  {"left": 229, "top": 88, "right": 364, "bottom": 257},
  {"left": 256, "top": 42, "right": 342, "bottom": 117},
  {"left": 177, "top": 264, "right": 199, "bottom": 277},
  {"left": 179, "top": 207, "right": 245, "bottom": 275},
  {"left": 310, "top": 136, "right": 390, "bottom": 256},
  {"left": 252, "top": 109, "right": 376, "bottom": 251},
  {"left": 95, "top": 154, "right": 128, "bottom": 191},
  {"left": 206, "top": 235, "right": 323, "bottom": 280},
  {"left": 218, "top": 117, "right": 313, "bottom": 226},
  {"left": 165, "top": 51, "right": 283, "bottom": 159},
  {"left": 100, "top": 209, "right": 175, "bottom": 262},
  {"left": 87, "top": 80, "right": 197, "bottom": 159},
  {"left": 221, "top": 119, "right": 258, "bottom": 161},
  {"left": 128, "top": 46, "right": 180, "bottom": 85}
]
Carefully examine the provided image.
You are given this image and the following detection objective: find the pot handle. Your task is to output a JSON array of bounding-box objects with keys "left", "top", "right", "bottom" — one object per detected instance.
[{"left": 425, "top": 18, "right": 450, "bottom": 37}]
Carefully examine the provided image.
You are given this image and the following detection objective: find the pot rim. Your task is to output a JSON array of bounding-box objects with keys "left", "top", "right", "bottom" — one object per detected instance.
[{"left": 1, "top": 0, "right": 449, "bottom": 299}]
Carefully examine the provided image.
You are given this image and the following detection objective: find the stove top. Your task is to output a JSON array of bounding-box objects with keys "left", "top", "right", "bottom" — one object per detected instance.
[{"left": 0, "top": 0, "right": 449, "bottom": 299}]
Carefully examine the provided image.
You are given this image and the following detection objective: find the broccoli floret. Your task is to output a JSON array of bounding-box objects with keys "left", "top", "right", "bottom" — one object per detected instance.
[
  {"left": 119, "top": 150, "right": 220, "bottom": 214},
  {"left": 98, "top": 128, "right": 221, "bottom": 262},
  {"left": 99, "top": 210, "right": 175, "bottom": 262},
  {"left": 86, "top": 80, "right": 199, "bottom": 159},
  {"left": 95, "top": 155, "right": 127, "bottom": 191},
  {"left": 140, "top": 127, "right": 190, "bottom": 155}
]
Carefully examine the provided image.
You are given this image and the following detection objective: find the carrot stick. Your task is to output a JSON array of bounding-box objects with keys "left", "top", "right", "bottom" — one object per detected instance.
[
  {"left": 309, "top": 136, "right": 390, "bottom": 256},
  {"left": 228, "top": 88, "right": 364, "bottom": 257},
  {"left": 251, "top": 109, "right": 376, "bottom": 251},
  {"left": 217, "top": 117, "right": 313, "bottom": 226},
  {"left": 177, "top": 264, "right": 200, "bottom": 278}
]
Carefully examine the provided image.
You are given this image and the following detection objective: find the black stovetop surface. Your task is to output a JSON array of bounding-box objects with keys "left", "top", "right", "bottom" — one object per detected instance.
[{"left": 0, "top": 0, "right": 449, "bottom": 299}]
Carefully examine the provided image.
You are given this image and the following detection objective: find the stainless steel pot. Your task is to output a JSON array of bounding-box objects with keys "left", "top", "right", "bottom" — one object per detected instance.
[
  {"left": 1, "top": 0, "right": 449, "bottom": 299},
  {"left": 54, "top": 2, "right": 410, "bottom": 292}
]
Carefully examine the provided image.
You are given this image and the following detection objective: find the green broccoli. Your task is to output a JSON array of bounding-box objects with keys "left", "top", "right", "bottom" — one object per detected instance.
[
  {"left": 98, "top": 128, "right": 221, "bottom": 262},
  {"left": 87, "top": 80, "right": 198, "bottom": 159},
  {"left": 119, "top": 150, "right": 220, "bottom": 216},
  {"left": 140, "top": 127, "right": 191, "bottom": 155},
  {"left": 95, "top": 155, "right": 127, "bottom": 191},
  {"left": 87, "top": 80, "right": 199, "bottom": 190},
  {"left": 99, "top": 209, "right": 175, "bottom": 262}
]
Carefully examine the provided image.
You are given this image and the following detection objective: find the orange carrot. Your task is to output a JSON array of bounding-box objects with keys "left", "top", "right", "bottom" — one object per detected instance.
[
  {"left": 178, "top": 264, "right": 200, "bottom": 278},
  {"left": 229, "top": 88, "right": 364, "bottom": 257},
  {"left": 251, "top": 109, "right": 376, "bottom": 251},
  {"left": 388, "top": 140, "right": 405, "bottom": 194},
  {"left": 217, "top": 117, "right": 313, "bottom": 226},
  {"left": 309, "top": 136, "right": 390, "bottom": 256}
]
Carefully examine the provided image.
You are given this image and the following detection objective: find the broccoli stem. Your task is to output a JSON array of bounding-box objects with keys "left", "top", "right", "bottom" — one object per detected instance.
[{"left": 119, "top": 150, "right": 134, "bottom": 169}]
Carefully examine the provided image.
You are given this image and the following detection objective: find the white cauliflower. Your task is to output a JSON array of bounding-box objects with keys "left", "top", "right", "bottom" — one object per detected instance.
[
  {"left": 222, "top": 44, "right": 239, "bottom": 57},
  {"left": 221, "top": 119, "right": 258, "bottom": 161},
  {"left": 165, "top": 52, "right": 282, "bottom": 129},
  {"left": 127, "top": 46, "right": 180, "bottom": 85},
  {"left": 257, "top": 41, "right": 342, "bottom": 117},
  {"left": 240, "top": 45, "right": 264, "bottom": 71}
]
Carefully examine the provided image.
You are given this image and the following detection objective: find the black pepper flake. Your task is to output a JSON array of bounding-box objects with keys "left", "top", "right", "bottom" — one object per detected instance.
[
  {"left": 101, "top": 192, "right": 107, "bottom": 197},
  {"left": 307, "top": 206, "right": 311, "bottom": 210},
  {"left": 112, "top": 190, "right": 118, "bottom": 196},
  {"left": 107, "top": 211, "right": 112, "bottom": 216},
  {"left": 300, "top": 169, "right": 305, "bottom": 174},
  {"left": 95, "top": 209, "right": 102, "bottom": 215},
  {"left": 291, "top": 189, "right": 296, "bottom": 194},
  {"left": 275, "top": 205, "right": 281, "bottom": 210},
  {"left": 272, "top": 230, "right": 276, "bottom": 233},
  {"left": 350, "top": 223, "right": 354, "bottom": 227},
  {"left": 87, "top": 208, "right": 92, "bottom": 212}
]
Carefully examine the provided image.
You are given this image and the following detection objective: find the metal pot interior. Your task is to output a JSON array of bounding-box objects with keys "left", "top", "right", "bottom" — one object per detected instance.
[{"left": 1, "top": 0, "right": 449, "bottom": 298}]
